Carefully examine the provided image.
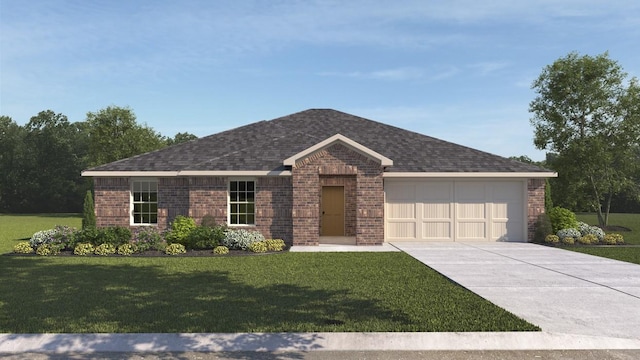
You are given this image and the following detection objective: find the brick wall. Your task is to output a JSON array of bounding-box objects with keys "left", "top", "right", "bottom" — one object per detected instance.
[
  {"left": 158, "top": 178, "right": 189, "bottom": 229},
  {"left": 256, "top": 177, "right": 293, "bottom": 244},
  {"left": 292, "top": 143, "right": 385, "bottom": 245},
  {"left": 188, "top": 177, "right": 227, "bottom": 225},
  {"left": 527, "top": 178, "right": 546, "bottom": 242},
  {"left": 94, "top": 178, "right": 130, "bottom": 227}
]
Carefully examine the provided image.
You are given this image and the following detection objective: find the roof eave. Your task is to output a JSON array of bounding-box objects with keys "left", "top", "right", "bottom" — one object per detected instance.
[{"left": 383, "top": 172, "right": 558, "bottom": 178}]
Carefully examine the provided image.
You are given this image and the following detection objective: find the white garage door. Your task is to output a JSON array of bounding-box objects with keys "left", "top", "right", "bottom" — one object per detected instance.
[{"left": 385, "top": 180, "right": 525, "bottom": 242}]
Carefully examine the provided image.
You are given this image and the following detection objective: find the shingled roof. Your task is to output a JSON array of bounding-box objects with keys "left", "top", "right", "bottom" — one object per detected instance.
[{"left": 84, "top": 109, "right": 548, "bottom": 174}]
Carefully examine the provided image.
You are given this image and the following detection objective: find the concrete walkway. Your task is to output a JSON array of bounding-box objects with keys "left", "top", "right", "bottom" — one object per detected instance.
[
  {"left": 3, "top": 242, "right": 640, "bottom": 354},
  {"left": 391, "top": 242, "right": 640, "bottom": 340}
]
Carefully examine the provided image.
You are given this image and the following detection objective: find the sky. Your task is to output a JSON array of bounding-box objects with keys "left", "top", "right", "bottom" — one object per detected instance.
[{"left": 1, "top": 1, "right": 639, "bottom": 161}]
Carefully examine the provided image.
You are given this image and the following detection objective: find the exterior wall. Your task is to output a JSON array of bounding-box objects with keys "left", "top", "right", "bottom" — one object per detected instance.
[
  {"left": 256, "top": 177, "right": 293, "bottom": 244},
  {"left": 158, "top": 178, "right": 189, "bottom": 229},
  {"left": 94, "top": 177, "right": 130, "bottom": 228},
  {"left": 527, "top": 178, "right": 546, "bottom": 242},
  {"left": 292, "top": 143, "right": 385, "bottom": 245},
  {"left": 188, "top": 177, "right": 227, "bottom": 226}
]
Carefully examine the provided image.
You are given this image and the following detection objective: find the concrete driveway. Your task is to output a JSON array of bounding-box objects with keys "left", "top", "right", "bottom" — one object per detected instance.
[{"left": 391, "top": 242, "right": 640, "bottom": 340}]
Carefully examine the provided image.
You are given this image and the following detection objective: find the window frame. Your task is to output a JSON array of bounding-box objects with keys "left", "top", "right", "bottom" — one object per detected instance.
[
  {"left": 227, "top": 178, "right": 256, "bottom": 226},
  {"left": 130, "top": 178, "right": 159, "bottom": 226}
]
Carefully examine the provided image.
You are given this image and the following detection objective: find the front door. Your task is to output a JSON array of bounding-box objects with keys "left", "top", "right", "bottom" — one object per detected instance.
[{"left": 321, "top": 186, "right": 345, "bottom": 236}]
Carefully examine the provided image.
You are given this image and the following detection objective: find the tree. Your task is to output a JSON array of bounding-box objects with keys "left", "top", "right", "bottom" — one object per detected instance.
[
  {"left": 22, "top": 110, "right": 90, "bottom": 212},
  {"left": 86, "top": 106, "right": 166, "bottom": 167},
  {"left": 0, "top": 116, "right": 27, "bottom": 212},
  {"left": 530, "top": 52, "right": 640, "bottom": 226},
  {"left": 166, "top": 132, "right": 197, "bottom": 146}
]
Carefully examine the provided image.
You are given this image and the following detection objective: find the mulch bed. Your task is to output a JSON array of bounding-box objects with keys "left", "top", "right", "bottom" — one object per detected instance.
[{"left": 4, "top": 249, "right": 288, "bottom": 257}]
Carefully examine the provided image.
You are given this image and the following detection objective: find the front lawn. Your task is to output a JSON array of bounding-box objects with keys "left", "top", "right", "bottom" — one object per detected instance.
[
  {"left": 576, "top": 213, "right": 640, "bottom": 245},
  {"left": 0, "top": 215, "right": 538, "bottom": 333},
  {"left": 563, "top": 247, "right": 640, "bottom": 265}
]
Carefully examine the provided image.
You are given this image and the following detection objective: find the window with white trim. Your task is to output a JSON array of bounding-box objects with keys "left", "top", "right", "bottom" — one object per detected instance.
[
  {"left": 132, "top": 179, "right": 158, "bottom": 224},
  {"left": 229, "top": 180, "right": 255, "bottom": 225}
]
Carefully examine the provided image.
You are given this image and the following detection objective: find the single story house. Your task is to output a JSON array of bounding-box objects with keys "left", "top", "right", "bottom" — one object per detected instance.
[{"left": 82, "top": 109, "right": 556, "bottom": 245}]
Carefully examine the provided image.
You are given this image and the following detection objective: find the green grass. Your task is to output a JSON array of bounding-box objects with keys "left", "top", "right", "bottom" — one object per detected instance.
[
  {"left": 564, "top": 247, "right": 640, "bottom": 265},
  {"left": 576, "top": 213, "right": 640, "bottom": 245},
  {"left": 0, "top": 214, "right": 81, "bottom": 254},
  {"left": 0, "top": 214, "right": 538, "bottom": 333}
]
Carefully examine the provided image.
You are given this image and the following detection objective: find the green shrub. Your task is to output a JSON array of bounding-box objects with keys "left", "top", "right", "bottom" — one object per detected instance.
[
  {"left": 165, "top": 243, "right": 186, "bottom": 255},
  {"left": 82, "top": 190, "right": 96, "bottom": 229},
  {"left": 117, "top": 243, "right": 137, "bottom": 256},
  {"left": 166, "top": 216, "right": 197, "bottom": 244},
  {"left": 75, "top": 227, "right": 101, "bottom": 246},
  {"left": 248, "top": 241, "right": 268, "bottom": 253},
  {"left": 545, "top": 234, "right": 560, "bottom": 244},
  {"left": 548, "top": 207, "right": 578, "bottom": 234},
  {"left": 265, "top": 239, "right": 286, "bottom": 251},
  {"left": 13, "top": 241, "right": 34, "bottom": 254},
  {"left": 29, "top": 229, "right": 57, "bottom": 248},
  {"left": 533, "top": 213, "right": 552, "bottom": 244},
  {"left": 200, "top": 214, "right": 217, "bottom": 228},
  {"left": 95, "top": 227, "right": 132, "bottom": 247},
  {"left": 213, "top": 246, "right": 229, "bottom": 255},
  {"left": 94, "top": 243, "right": 116, "bottom": 256},
  {"left": 132, "top": 227, "right": 165, "bottom": 251},
  {"left": 183, "top": 225, "right": 225, "bottom": 249},
  {"left": 561, "top": 236, "right": 575, "bottom": 245},
  {"left": 74, "top": 243, "right": 94, "bottom": 256},
  {"left": 557, "top": 228, "right": 581, "bottom": 241},
  {"left": 222, "top": 229, "right": 265, "bottom": 250}
]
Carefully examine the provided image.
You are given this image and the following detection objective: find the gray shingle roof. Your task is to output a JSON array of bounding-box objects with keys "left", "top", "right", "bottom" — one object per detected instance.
[{"left": 86, "top": 109, "right": 548, "bottom": 173}]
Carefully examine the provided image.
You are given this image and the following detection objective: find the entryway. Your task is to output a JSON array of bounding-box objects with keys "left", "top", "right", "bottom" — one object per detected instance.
[{"left": 320, "top": 186, "right": 355, "bottom": 244}]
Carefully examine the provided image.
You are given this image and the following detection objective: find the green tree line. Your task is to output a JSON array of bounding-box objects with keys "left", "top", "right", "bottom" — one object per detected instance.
[{"left": 0, "top": 106, "right": 196, "bottom": 213}]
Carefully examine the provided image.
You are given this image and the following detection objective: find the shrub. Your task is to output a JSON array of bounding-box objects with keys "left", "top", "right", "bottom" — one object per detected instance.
[
  {"left": 183, "top": 225, "right": 225, "bottom": 249},
  {"left": 556, "top": 228, "right": 581, "bottom": 241},
  {"left": 545, "top": 234, "right": 560, "bottom": 244},
  {"left": 533, "top": 213, "right": 552, "bottom": 244},
  {"left": 200, "top": 214, "right": 217, "bottom": 228},
  {"left": 222, "top": 229, "right": 265, "bottom": 250},
  {"left": 561, "top": 237, "right": 575, "bottom": 245},
  {"left": 75, "top": 227, "right": 101, "bottom": 246},
  {"left": 577, "top": 221, "right": 591, "bottom": 236},
  {"left": 585, "top": 226, "right": 605, "bottom": 242},
  {"left": 29, "top": 229, "right": 57, "bottom": 248},
  {"left": 248, "top": 241, "right": 268, "bottom": 253},
  {"left": 548, "top": 207, "right": 578, "bottom": 234},
  {"left": 165, "top": 243, "right": 186, "bottom": 255},
  {"left": 578, "top": 234, "right": 598, "bottom": 245},
  {"left": 132, "top": 227, "right": 165, "bottom": 251},
  {"left": 604, "top": 233, "right": 624, "bottom": 245},
  {"left": 265, "top": 239, "right": 286, "bottom": 252},
  {"left": 36, "top": 244, "right": 62, "bottom": 256},
  {"left": 82, "top": 190, "right": 96, "bottom": 229},
  {"left": 95, "top": 227, "right": 132, "bottom": 247},
  {"left": 74, "top": 243, "right": 94, "bottom": 256},
  {"left": 13, "top": 241, "right": 34, "bottom": 254},
  {"left": 51, "top": 225, "right": 78, "bottom": 250},
  {"left": 166, "top": 216, "right": 197, "bottom": 244},
  {"left": 117, "top": 243, "right": 137, "bottom": 256},
  {"left": 94, "top": 243, "right": 116, "bottom": 256},
  {"left": 213, "top": 246, "right": 229, "bottom": 255}
]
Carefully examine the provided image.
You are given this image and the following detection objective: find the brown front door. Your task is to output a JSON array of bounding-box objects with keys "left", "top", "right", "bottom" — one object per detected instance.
[{"left": 321, "top": 186, "right": 345, "bottom": 236}]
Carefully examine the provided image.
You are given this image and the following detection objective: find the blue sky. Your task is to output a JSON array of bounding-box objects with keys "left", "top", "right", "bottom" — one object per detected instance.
[{"left": 1, "top": 1, "right": 639, "bottom": 161}]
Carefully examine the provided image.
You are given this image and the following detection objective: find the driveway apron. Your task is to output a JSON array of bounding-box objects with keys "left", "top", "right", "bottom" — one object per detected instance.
[{"left": 391, "top": 242, "right": 640, "bottom": 340}]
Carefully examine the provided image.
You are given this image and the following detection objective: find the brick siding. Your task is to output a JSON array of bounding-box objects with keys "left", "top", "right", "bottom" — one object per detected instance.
[
  {"left": 527, "top": 178, "right": 546, "bottom": 241},
  {"left": 94, "top": 178, "right": 130, "bottom": 228}
]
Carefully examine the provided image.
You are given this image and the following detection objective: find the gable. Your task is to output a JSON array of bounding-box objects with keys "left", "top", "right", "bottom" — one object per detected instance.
[{"left": 283, "top": 134, "right": 393, "bottom": 168}]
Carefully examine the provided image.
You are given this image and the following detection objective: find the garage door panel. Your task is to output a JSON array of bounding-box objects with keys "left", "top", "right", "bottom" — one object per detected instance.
[
  {"left": 387, "top": 222, "right": 416, "bottom": 239},
  {"left": 385, "top": 180, "right": 525, "bottom": 242},
  {"left": 387, "top": 203, "right": 416, "bottom": 220},
  {"left": 422, "top": 222, "right": 452, "bottom": 240}
]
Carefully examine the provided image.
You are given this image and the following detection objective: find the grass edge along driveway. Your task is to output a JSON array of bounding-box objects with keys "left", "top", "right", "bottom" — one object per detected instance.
[{"left": 0, "top": 252, "right": 539, "bottom": 333}]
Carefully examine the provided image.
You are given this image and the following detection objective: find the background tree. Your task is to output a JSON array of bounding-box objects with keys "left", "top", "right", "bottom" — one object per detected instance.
[
  {"left": 530, "top": 52, "right": 640, "bottom": 226},
  {"left": 86, "top": 106, "right": 166, "bottom": 167},
  {"left": 166, "top": 132, "right": 198, "bottom": 146},
  {"left": 0, "top": 116, "right": 28, "bottom": 212}
]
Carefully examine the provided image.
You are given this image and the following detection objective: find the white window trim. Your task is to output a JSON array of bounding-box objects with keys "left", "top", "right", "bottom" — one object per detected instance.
[
  {"left": 130, "top": 178, "right": 159, "bottom": 226},
  {"left": 227, "top": 178, "right": 257, "bottom": 227}
]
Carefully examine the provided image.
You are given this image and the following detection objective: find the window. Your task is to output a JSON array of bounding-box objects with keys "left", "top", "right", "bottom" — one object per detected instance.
[
  {"left": 132, "top": 180, "right": 158, "bottom": 224},
  {"left": 229, "top": 180, "right": 255, "bottom": 225}
]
